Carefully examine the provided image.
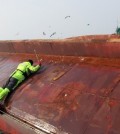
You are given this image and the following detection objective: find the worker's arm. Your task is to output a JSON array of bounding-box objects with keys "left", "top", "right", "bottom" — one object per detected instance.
[
  {"left": 29, "top": 65, "right": 41, "bottom": 73},
  {"left": 28, "top": 61, "right": 42, "bottom": 73}
]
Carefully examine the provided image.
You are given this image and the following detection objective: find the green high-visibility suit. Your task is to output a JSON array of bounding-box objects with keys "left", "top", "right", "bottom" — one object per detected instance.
[
  {"left": 0, "top": 61, "right": 41, "bottom": 100},
  {"left": 11, "top": 61, "right": 40, "bottom": 87}
]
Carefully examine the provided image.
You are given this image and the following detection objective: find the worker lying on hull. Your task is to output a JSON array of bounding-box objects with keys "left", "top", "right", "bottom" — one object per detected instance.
[{"left": 0, "top": 59, "right": 41, "bottom": 101}]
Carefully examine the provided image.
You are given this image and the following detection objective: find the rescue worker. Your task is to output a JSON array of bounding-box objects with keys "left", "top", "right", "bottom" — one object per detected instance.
[{"left": 0, "top": 59, "right": 41, "bottom": 100}]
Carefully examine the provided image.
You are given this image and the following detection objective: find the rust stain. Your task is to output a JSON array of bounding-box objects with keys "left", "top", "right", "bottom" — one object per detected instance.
[
  {"left": 53, "top": 71, "right": 66, "bottom": 81},
  {"left": 0, "top": 35, "right": 120, "bottom": 134}
]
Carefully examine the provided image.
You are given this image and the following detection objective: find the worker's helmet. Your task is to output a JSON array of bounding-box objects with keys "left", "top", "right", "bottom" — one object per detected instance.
[{"left": 28, "top": 59, "right": 33, "bottom": 65}]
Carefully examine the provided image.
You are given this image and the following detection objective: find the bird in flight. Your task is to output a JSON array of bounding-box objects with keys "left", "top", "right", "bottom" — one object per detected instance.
[
  {"left": 15, "top": 32, "right": 19, "bottom": 36},
  {"left": 43, "top": 32, "right": 46, "bottom": 35},
  {"left": 65, "top": 16, "right": 70, "bottom": 19},
  {"left": 50, "top": 32, "right": 56, "bottom": 37}
]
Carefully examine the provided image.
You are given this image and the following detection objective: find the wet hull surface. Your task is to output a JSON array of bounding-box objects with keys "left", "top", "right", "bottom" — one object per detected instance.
[{"left": 0, "top": 54, "right": 120, "bottom": 134}]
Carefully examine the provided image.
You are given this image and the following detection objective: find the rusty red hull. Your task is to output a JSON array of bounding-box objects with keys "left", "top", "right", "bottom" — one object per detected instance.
[{"left": 0, "top": 35, "right": 120, "bottom": 134}]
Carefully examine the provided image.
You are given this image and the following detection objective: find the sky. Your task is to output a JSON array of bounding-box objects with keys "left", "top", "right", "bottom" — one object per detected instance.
[{"left": 0, "top": 0, "right": 120, "bottom": 40}]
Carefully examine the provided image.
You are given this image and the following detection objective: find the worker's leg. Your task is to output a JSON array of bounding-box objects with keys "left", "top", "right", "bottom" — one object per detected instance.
[
  {"left": 0, "top": 78, "right": 10, "bottom": 95},
  {"left": 5, "top": 77, "right": 18, "bottom": 91},
  {"left": 0, "top": 88, "right": 10, "bottom": 100},
  {"left": 0, "top": 87, "right": 4, "bottom": 93},
  {"left": 0, "top": 77, "right": 18, "bottom": 100},
  {"left": 12, "top": 80, "right": 22, "bottom": 90},
  {"left": 2, "top": 78, "right": 10, "bottom": 88}
]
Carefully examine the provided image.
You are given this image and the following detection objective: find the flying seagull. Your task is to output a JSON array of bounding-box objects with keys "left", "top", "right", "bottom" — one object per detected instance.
[
  {"left": 65, "top": 16, "right": 70, "bottom": 19},
  {"left": 15, "top": 32, "right": 19, "bottom": 36},
  {"left": 43, "top": 32, "right": 46, "bottom": 35},
  {"left": 50, "top": 32, "right": 56, "bottom": 37}
]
